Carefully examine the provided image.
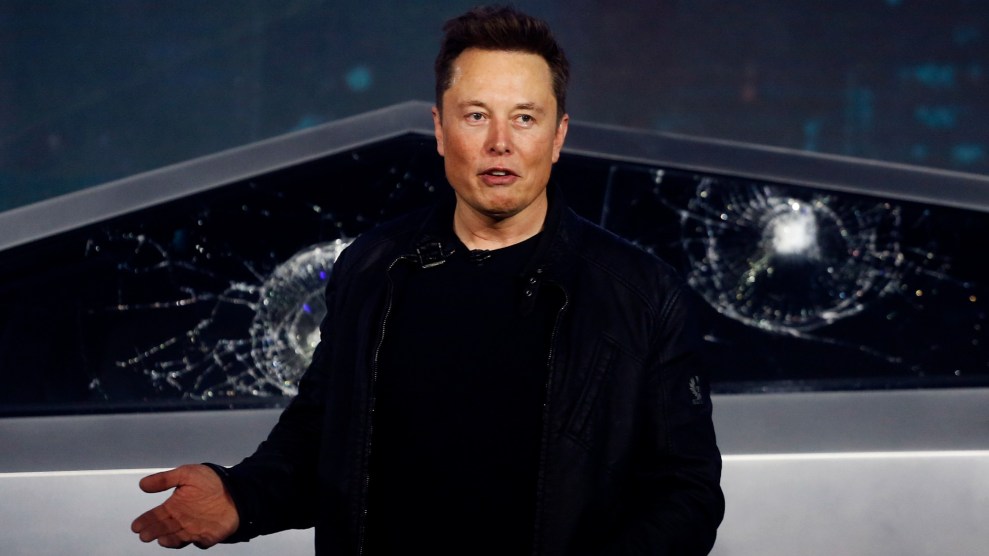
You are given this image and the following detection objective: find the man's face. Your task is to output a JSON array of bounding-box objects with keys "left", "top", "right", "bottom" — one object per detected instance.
[{"left": 432, "top": 48, "right": 568, "bottom": 224}]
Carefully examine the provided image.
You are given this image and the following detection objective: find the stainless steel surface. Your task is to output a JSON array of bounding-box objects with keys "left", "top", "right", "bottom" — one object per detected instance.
[
  {"left": 4, "top": 101, "right": 989, "bottom": 253},
  {"left": 714, "top": 451, "right": 989, "bottom": 556},
  {"left": 0, "top": 471, "right": 314, "bottom": 556},
  {"left": 3, "top": 389, "right": 987, "bottom": 555},
  {"left": 713, "top": 388, "right": 989, "bottom": 454}
]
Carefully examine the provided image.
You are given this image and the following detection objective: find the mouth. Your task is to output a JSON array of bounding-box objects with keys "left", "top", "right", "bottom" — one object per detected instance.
[
  {"left": 478, "top": 167, "right": 520, "bottom": 187},
  {"left": 480, "top": 167, "right": 519, "bottom": 178}
]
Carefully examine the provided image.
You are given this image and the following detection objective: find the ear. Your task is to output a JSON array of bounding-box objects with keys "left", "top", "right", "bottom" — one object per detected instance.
[
  {"left": 551, "top": 114, "right": 569, "bottom": 163},
  {"left": 432, "top": 105, "right": 445, "bottom": 157}
]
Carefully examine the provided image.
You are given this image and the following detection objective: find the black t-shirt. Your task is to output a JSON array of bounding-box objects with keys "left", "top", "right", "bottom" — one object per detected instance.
[{"left": 365, "top": 233, "right": 554, "bottom": 555}]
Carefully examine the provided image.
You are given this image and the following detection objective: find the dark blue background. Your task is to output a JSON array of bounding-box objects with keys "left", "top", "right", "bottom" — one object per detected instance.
[{"left": 2, "top": 0, "right": 987, "bottom": 211}]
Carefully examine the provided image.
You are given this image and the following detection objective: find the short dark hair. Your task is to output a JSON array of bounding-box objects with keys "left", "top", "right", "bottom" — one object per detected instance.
[{"left": 434, "top": 5, "right": 570, "bottom": 121}]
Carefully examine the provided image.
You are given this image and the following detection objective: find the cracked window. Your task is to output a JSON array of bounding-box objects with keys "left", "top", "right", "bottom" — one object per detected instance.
[
  {"left": 103, "top": 236, "right": 350, "bottom": 401},
  {"left": 678, "top": 178, "right": 903, "bottom": 333},
  {"left": 0, "top": 137, "right": 444, "bottom": 414},
  {"left": 1, "top": 139, "right": 987, "bottom": 415},
  {"left": 604, "top": 164, "right": 989, "bottom": 390}
]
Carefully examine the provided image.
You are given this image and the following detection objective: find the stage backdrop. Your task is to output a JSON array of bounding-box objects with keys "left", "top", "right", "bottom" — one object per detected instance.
[{"left": 1, "top": 0, "right": 987, "bottom": 211}]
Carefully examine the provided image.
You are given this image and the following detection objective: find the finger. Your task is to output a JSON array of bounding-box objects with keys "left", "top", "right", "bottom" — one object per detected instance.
[
  {"left": 139, "top": 468, "right": 182, "bottom": 494},
  {"left": 157, "top": 533, "right": 192, "bottom": 549},
  {"left": 136, "top": 513, "right": 183, "bottom": 544},
  {"left": 132, "top": 501, "right": 177, "bottom": 532},
  {"left": 132, "top": 506, "right": 165, "bottom": 534},
  {"left": 139, "top": 520, "right": 182, "bottom": 542}
]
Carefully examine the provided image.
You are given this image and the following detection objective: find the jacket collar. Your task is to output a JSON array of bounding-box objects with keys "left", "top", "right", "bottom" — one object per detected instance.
[{"left": 408, "top": 183, "right": 578, "bottom": 281}]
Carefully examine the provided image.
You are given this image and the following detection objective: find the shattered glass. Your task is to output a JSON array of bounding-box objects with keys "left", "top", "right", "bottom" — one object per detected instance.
[
  {"left": 250, "top": 240, "right": 350, "bottom": 396},
  {"left": 1, "top": 137, "right": 988, "bottom": 415},
  {"left": 81, "top": 140, "right": 443, "bottom": 406},
  {"left": 0, "top": 136, "right": 446, "bottom": 413},
  {"left": 677, "top": 177, "right": 903, "bottom": 333},
  {"left": 603, "top": 164, "right": 988, "bottom": 390},
  {"left": 100, "top": 235, "right": 350, "bottom": 400}
]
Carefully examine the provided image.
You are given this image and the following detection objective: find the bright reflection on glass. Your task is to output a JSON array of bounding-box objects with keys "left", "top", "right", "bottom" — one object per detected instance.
[
  {"left": 677, "top": 177, "right": 903, "bottom": 333},
  {"left": 598, "top": 165, "right": 989, "bottom": 386},
  {"left": 250, "top": 240, "right": 350, "bottom": 396}
]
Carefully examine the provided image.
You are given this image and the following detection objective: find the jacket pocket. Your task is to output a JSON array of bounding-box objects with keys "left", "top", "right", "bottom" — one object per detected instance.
[{"left": 566, "top": 335, "right": 618, "bottom": 446}]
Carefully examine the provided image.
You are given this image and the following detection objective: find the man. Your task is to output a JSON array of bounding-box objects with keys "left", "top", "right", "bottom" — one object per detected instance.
[{"left": 132, "top": 6, "right": 724, "bottom": 555}]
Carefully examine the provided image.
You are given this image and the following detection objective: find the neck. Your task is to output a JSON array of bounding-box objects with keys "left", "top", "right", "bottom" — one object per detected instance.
[{"left": 453, "top": 195, "right": 547, "bottom": 250}]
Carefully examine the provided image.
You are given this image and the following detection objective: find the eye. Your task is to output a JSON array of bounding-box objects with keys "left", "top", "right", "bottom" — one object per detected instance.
[
  {"left": 466, "top": 112, "right": 486, "bottom": 122},
  {"left": 516, "top": 114, "right": 535, "bottom": 127}
]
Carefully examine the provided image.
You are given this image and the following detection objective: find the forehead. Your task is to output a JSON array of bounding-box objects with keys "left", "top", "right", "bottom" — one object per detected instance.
[{"left": 446, "top": 48, "right": 555, "bottom": 101}]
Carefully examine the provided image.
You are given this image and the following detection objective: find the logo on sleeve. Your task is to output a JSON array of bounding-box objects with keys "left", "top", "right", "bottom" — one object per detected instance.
[{"left": 688, "top": 376, "right": 705, "bottom": 405}]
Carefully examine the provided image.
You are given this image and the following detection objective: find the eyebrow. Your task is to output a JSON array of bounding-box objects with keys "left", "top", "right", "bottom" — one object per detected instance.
[
  {"left": 459, "top": 100, "right": 546, "bottom": 114},
  {"left": 515, "top": 102, "right": 544, "bottom": 113}
]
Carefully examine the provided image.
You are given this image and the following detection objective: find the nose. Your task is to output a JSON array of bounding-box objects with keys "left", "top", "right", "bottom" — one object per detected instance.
[{"left": 486, "top": 119, "right": 512, "bottom": 155}]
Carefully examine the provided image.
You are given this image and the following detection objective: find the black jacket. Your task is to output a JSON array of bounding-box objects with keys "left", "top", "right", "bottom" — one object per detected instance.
[{"left": 216, "top": 190, "right": 725, "bottom": 555}]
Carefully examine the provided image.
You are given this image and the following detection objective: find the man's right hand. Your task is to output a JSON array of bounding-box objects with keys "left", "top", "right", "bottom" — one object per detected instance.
[{"left": 131, "top": 464, "right": 240, "bottom": 549}]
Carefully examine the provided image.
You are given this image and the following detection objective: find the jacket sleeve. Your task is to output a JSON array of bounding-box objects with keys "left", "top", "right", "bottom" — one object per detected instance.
[
  {"left": 599, "top": 285, "right": 725, "bottom": 556},
  {"left": 208, "top": 245, "right": 356, "bottom": 542}
]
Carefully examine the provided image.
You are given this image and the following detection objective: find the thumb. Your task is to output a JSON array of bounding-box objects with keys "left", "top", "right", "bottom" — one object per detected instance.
[{"left": 138, "top": 467, "right": 183, "bottom": 494}]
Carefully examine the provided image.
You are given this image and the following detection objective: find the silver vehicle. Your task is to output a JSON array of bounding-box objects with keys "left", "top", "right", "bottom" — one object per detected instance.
[{"left": 3, "top": 103, "right": 988, "bottom": 555}]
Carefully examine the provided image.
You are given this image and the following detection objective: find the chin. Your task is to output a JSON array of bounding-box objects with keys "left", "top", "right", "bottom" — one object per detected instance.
[
  {"left": 479, "top": 206, "right": 522, "bottom": 220},
  {"left": 471, "top": 196, "right": 524, "bottom": 218}
]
